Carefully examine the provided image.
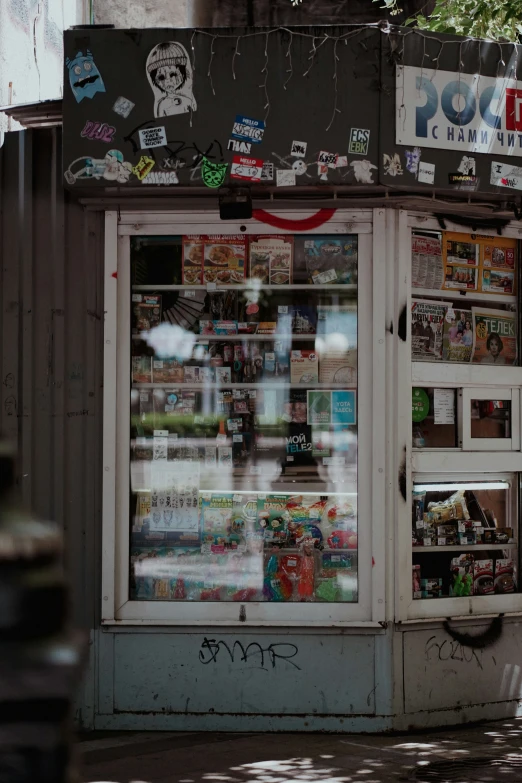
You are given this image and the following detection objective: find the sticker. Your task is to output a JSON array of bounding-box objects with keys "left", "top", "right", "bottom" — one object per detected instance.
[
  {"left": 201, "top": 157, "right": 228, "bottom": 188},
  {"left": 291, "top": 140, "right": 307, "bottom": 157},
  {"left": 80, "top": 121, "right": 116, "bottom": 143},
  {"left": 418, "top": 162, "right": 435, "bottom": 184},
  {"left": 318, "top": 151, "right": 338, "bottom": 168},
  {"left": 491, "top": 161, "right": 522, "bottom": 190},
  {"left": 227, "top": 139, "right": 252, "bottom": 154},
  {"left": 141, "top": 171, "right": 179, "bottom": 185},
  {"left": 336, "top": 155, "right": 348, "bottom": 168},
  {"left": 307, "top": 390, "right": 356, "bottom": 426},
  {"left": 146, "top": 41, "right": 196, "bottom": 118},
  {"left": 112, "top": 96, "right": 135, "bottom": 118},
  {"left": 449, "top": 173, "right": 477, "bottom": 186},
  {"left": 348, "top": 128, "right": 370, "bottom": 155},
  {"left": 230, "top": 155, "right": 263, "bottom": 182},
  {"left": 132, "top": 155, "right": 155, "bottom": 181},
  {"left": 261, "top": 161, "right": 274, "bottom": 181},
  {"left": 276, "top": 169, "right": 296, "bottom": 187},
  {"left": 139, "top": 126, "right": 168, "bottom": 149},
  {"left": 458, "top": 155, "right": 476, "bottom": 176},
  {"left": 383, "top": 152, "right": 403, "bottom": 177},
  {"left": 412, "top": 387, "right": 429, "bottom": 423},
  {"left": 66, "top": 50, "right": 105, "bottom": 102},
  {"left": 350, "top": 159, "right": 377, "bottom": 184},
  {"left": 405, "top": 147, "right": 421, "bottom": 175},
  {"left": 65, "top": 149, "right": 132, "bottom": 185},
  {"left": 232, "top": 115, "right": 265, "bottom": 143}
]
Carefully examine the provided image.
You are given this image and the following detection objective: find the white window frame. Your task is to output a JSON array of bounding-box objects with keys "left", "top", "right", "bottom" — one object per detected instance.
[
  {"left": 461, "top": 387, "right": 520, "bottom": 451},
  {"left": 396, "top": 211, "right": 522, "bottom": 622},
  {"left": 101, "top": 208, "right": 386, "bottom": 627}
]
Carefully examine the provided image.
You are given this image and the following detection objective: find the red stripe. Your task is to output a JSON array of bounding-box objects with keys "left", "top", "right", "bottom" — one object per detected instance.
[{"left": 252, "top": 208, "right": 336, "bottom": 231}]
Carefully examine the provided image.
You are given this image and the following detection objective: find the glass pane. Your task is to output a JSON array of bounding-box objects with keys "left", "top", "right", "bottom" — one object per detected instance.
[
  {"left": 412, "top": 478, "right": 518, "bottom": 599},
  {"left": 412, "top": 387, "right": 457, "bottom": 449},
  {"left": 129, "top": 234, "right": 359, "bottom": 603},
  {"left": 411, "top": 231, "right": 518, "bottom": 366},
  {"left": 470, "top": 399, "right": 511, "bottom": 439}
]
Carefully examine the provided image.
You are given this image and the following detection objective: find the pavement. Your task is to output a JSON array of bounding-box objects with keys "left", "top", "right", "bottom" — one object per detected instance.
[{"left": 78, "top": 719, "right": 522, "bottom": 783}]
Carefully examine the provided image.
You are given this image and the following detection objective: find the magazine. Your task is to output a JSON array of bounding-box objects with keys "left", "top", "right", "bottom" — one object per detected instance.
[
  {"left": 249, "top": 235, "right": 293, "bottom": 285},
  {"left": 472, "top": 307, "right": 517, "bottom": 366},
  {"left": 411, "top": 299, "right": 448, "bottom": 361},
  {"left": 442, "top": 308, "right": 473, "bottom": 363}
]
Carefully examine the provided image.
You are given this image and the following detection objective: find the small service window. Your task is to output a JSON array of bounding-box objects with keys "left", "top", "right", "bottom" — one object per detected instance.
[
  {"left": 412, "top": 478, "right": 518, "bottom": 600},
  {"left": 129, "top": 233, "right": 361, "bottom": 605},
  {"left": 412, "top": 387, "right": 458, "bottom": 449}
]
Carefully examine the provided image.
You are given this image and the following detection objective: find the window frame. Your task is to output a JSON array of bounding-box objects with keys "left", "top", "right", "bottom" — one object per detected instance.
[
  {"left": 396, "top": 212, "right": 522, "bottom": 622},
  {"left": 101, "top": 208, "right": 387, "bottom": 627}
]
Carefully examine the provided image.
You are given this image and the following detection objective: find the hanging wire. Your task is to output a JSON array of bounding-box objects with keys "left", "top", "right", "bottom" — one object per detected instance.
[{"left": 284, "top": 30, "right": 294, "bottom": 90}]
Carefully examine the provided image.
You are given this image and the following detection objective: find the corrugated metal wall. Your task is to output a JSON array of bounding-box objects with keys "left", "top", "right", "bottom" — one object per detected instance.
[{"left": 0, "top": 128, "right": 104, "bottom": 633}]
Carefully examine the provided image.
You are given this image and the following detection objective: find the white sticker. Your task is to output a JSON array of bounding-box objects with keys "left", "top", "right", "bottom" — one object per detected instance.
[
  {"left": 291, "top": 140, "right": 307, "bottom": 157},
  {"left": 184, "top": 290, "right": 196, "bottom": 298},
  {"left": 132, "top": 294, "right": 142, "bottom": 302},
  {"left": 207, "top": 282, "right": 217, "bottom": 291},
  {"left": 433, "top": 388, "right": 454, "bottom": 425},
  {"left": 278, "top": 305, "right": 289, "bottom": 314},
  {"left": 423, "top": 538, "right": 432, "bottom": 547},
  {"left": 139, "top": 126, "right": 168, "bottom": 149},
  {"left": 437, "top": 537, "right": 446, "bottom": 546},
  {"left": 476, "top": 526, "right": 484, "bottom": 535},
  {"left": 233, "top": 433, "right": 243, "bottom": 442},
  {"left": 233, "top": 494, "right": 242, "bottom": 503},
  {"left": 153, "top": 430, "right": 168, "bottom": 437},
  {"left": 491, "top": 160, "right": 522, "bottom": 190},
  {"left": 261, "top": 161, "right": 274, "bottom": 181},
  {"left": 458, "top": 522, "right": 466, "bottom": 532},
  {"left": 336, "top": 155, "right": 348, "bottom": 168},
  {"left": 416, "top": 519, "right": 424, "bottom": 529},
  {"left": 112, "top": 96, "right": 135, "bottom": 118},
  {"left": 318, "top": 150, "right": 338, "bottom": 168},
  {"left": 276, "top": 169, "right": 296, "bottom": 187},
  {"left": 331, "top": 555, "right": 341, "bottom": 562},
  {"left": 287, "top": 455, "right": 294, "bottom": 462},
  {"left": 418, "top": 162, "right": 435, "bottom": 184}
]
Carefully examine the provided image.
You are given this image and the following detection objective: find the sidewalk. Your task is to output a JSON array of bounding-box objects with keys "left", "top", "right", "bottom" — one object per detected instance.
[{"left": 78, "top": 720, "right": 522, "bottom": 783}]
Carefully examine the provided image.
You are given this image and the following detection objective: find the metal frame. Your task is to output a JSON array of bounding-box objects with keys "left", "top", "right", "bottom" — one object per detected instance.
[
  {"left": 102, "top": 208, "right": 386, "bottom": 626},
  {"left": 396, "top": 212, "right": 522, "bottom": 622},
  {"left": 461, "top": 387, "right": 520, "bottom": 451}
]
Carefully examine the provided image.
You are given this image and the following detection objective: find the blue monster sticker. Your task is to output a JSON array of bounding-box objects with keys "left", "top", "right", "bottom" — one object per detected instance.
[{"left": 66, "top": 51, "right": 105, "bottom": 103}]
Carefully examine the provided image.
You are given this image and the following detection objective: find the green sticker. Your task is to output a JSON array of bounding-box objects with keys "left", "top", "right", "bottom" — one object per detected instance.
[
  {"left": 201, "top": 157, "right": 228, "bottom": 188},
  {"left": 412, "top": 388, "right": 429, "bottom": 423}
]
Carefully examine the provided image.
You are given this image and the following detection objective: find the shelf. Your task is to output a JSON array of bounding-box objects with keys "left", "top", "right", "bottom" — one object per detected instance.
[
  {"left": 133, "top": 382, "right": 355, "bottom": 390},
  {"left": 132, "top": 284, "right": 358, "bottom": 292},
  {"left": 412, "top": 287, "right": 516, "bottom": 305},
  {"left": 133, "top": 333, "right": 320, "bottom": 342},
  {"left": 413, "top": 543, "right": 517, "bottom": 553}
]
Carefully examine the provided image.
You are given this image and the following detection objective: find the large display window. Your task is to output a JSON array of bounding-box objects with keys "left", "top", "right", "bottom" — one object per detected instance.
[
  {"left": 102, "top": 210, "right": 385, "bottom": 625},
  {"left": 401, "top": 215, "right": 522, "bottom": 621}
]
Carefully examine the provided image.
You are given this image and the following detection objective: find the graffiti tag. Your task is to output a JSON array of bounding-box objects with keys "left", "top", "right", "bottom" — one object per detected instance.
[
  {"left": 198, "top": 637, "right": 300, "bottom": 670},
  {"left": 424, "top": 635, "right": 484, "bottom": 670}
]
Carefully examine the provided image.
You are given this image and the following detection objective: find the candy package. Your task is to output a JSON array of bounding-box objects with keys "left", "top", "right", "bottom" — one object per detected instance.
[
  {"left": 495, "top": 559, "right": 516, "bottom": 594},
  {"left": 474, "top": 559, "right": 494, "bottom": 595}
]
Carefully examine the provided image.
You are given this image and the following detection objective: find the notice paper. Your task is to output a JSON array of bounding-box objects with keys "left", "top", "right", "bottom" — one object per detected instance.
[{"left": 433, "top": 388, "right": 454, "bottom": 425}]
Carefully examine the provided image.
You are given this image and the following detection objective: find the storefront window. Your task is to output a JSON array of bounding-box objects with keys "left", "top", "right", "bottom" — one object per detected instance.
[
  {"left": 412, "top": 478, "right": 518, "bottom": 599},
  {"left": 411, "top": 231, "right": 518, "bottom": 366},
  {"left": 129, "top": 234, "right": 359, "bottom": 603}
]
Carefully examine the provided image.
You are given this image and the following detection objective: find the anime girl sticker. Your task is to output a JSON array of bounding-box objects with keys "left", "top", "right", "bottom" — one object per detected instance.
[{"left": 146, "top": 42, "right": 197, "bottom": 118}]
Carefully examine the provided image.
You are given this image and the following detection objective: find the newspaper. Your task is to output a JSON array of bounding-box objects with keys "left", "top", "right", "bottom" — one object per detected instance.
[
  {"left": 412, "top": 234, "right": 444, "bottom": 290},
  {"left": 472, "top": 307, "right": 517, "bottom": 366},
  {"left": 412, "top": 299, "right": 449, "bottom": 361}
]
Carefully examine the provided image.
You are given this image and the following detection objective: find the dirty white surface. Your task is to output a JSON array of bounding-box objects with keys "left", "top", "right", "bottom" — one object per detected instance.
[{"left": 94, "top": 0, "right": 188, "bottom": 27}]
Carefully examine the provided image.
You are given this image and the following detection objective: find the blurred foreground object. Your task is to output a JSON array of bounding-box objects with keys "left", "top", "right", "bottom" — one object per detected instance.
[{"left": 0, "top": 443, "right": 84, "bottom": 783}]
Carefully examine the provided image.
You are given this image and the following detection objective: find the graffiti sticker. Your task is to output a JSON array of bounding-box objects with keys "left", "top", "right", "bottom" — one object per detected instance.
[
  {"left": 66, "top": 50, "right": 105, "bottom": 103},
  {"left": 80, "top": 121, "right": 116, "bottom": 143},
  {"left": 231, "top": 116, "right": 265, "bottom": 144},
  {"left": 146, "top": 41, "right": 197, "bottom": 118},
  {"left": 201, "top": 157, "right": 228, "bottom": 188},
  {"left": 230, "top": 155, "right": 263, "bottom": 182},
  {"left": 132, "top": 156, "right": 156, "bottom": 181},
  {"left": 139, "top": 126, "right": 168, "bottom": 149},
  {"left": 112, "top": 96, "right": 135, "bottom": 118}
]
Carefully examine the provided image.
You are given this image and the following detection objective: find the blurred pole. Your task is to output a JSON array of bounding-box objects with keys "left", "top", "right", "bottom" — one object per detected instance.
[{"left": 0, "top": 442, "right": 84, "bottom": 783}]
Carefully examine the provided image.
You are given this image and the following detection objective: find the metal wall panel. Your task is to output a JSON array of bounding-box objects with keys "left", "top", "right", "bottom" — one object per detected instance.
[{"left": 0, "top": 128, "right": 104, "bottom": 635}]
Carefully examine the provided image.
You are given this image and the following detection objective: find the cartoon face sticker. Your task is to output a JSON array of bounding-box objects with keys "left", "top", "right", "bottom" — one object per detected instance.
[
  {"left": 66, "top": 51, "right": 105, "bottom": 103},
  {"left": 146, "top": 41, "right": 197, "bottom": 118},
  {"left": 201, "top": 157, "right": 228, "bottom": 188}
]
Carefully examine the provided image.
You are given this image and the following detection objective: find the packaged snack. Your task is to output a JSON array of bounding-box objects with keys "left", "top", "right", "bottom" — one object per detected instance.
[
  {"left": 297, "top": 545, "right": 315, "bottom": 601},
  {"left": 327, "top": 530, "right": 357, "bottom": 549},
  {"left": 450, "top": 554, "right": 474, "bottom": 596},
  {"left": 436, "top": 524, "right": 458, "bottom": 546},
  {"left": 420, "top": 578, "right": 443, "bottom": 599},
  {"left": 458, "top": 531, "right": 477, "bottom": 545},
  {"left": 290, "top": 350, "right": 319, "bottom": 383},
  {"left": 132, "top": 294, "right": 162, "bottom": 334},
  {"left": 427, "top": 490, "right": 470, "bottom": 523},
  {"left": 474, "top": 559, "right": 494, "bottom": 595},
  {"left": 132, "top": 355, "right": 152, "bottom": 383},
  {"left": 152, "top": 358, "right": 184, "bottom": 384},
  {"left": 495, "top": 559, "right": 516, "bottom": 593},
  {"left": 412, "top": 565, "right": 421, "bottom": 599}
]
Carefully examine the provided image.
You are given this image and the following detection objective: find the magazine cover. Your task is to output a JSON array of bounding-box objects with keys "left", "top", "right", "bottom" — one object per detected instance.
[
  {"left": 249, "top": 235, "right": 293, "bottom": 284},
  {"left": 483, "top": 238, "right": 516, "bottom": 270},
  {"left": 442, "top": 308, "right": 473, "bottom": 363},
  {"left": 481, "top": 268, "right": 515, "bottom": 295},
  {"left": 132, "top": 294, "right": 162, "bottom": 334},
  {"left": 472, "top": 308, "right": 517, "bottom": 365},
  {"left": 411, "top": 233, "right": 444, "bottom": 290},
  {"left": 293, "top": 236, "right": 358, "bottom": 284},
  {"left": 182, "top": 236, "right": 204, "bottom": 285},
  {"left": 203, "top": 235, "right": 246, "bottom": 285},
  {"left": 411, "top": 299, "right": 448, "bottom": 361}
]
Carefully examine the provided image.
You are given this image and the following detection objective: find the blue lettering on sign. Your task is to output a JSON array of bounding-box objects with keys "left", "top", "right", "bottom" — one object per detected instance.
[{"left": 232, "top": 115, "right": 265, "bottom": 144}]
